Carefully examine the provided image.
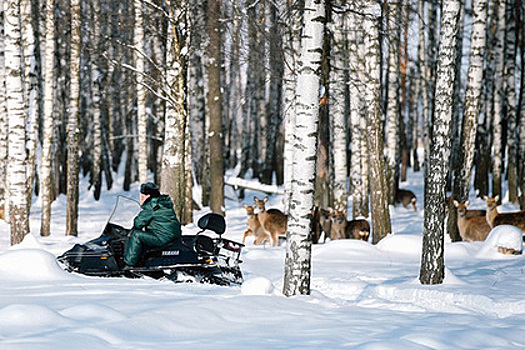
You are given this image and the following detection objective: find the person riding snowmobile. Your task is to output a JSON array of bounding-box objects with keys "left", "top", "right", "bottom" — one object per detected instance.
[{"left": 124, "top": 182, "right": 181, "bottom": 268}]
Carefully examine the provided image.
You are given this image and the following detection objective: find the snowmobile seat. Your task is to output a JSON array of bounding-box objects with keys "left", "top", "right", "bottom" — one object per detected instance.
[{"left": 198, "top": 213, "right": 226, "bottom": 235}]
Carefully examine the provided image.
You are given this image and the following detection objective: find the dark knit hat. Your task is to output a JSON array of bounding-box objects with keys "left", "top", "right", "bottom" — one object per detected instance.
[{"left": 140, "top": 182, "right": 160, "bottom": 197}]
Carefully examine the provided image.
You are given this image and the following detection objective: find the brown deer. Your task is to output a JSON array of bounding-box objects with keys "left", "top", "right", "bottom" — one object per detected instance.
[
  {"left": 242, "top": 205, "right": 270, "bottom": 245},
  {"left": 0, "top": 204, "right": 4, "bottom": 221},
  {"left": 453, "top": 200, "right": 491, "bottom": 241},
  {"left": 395, "top": 189, "right": 417, "bottom": 211},
  {"left": 253, "top": 197, "right": 287, "bottom": 247},
  {"left": 330, "top": 209, "right": 370, "bottom": 241},
  {"left": 484, "top": 195, "right": 525, "bottom": 233},
  {"left": 312, "top": 205, "right": 332, "bottom": 244}
]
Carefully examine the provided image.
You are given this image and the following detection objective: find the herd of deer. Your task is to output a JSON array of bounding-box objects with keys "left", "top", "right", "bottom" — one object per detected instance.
[
  {"left": 454, "top": 195, "right": 525, "bottom": 243},
  {"left": 243, "top": 191, "right": 525, "bottom": 248}
]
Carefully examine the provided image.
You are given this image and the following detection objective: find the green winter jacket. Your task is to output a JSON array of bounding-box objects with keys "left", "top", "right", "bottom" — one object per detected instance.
[{"left": 133, "top": 195, "right": 181, "bottom": 242}]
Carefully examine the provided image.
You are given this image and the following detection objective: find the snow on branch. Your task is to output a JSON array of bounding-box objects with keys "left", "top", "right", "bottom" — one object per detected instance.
[{"left": 224, "top": 177, "right": 284, "bottom": 195}]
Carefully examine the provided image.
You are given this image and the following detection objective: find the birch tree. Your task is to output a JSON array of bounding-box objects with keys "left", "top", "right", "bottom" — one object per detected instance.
[
  {"left": 135, "top": 0, "right": 148, "bottom": 185},
  {"left": 348, "top": 5, "right": 368, "bottom": 219},
  {"left": 505, "top": 0, "right": 518, "bottom": 203},
  {"left": 283, "top": 0, "right": 324, "bottom": 297},
  {"left": 520, "top": 0, "right": 525, "bottom": 209},
  {"left": 4, "top": 0, "right": 30, "bottom": 244},
  {"left": 161, "top": 1, "right": 191, "bottom": 223},
  {"left": 282, "top": 0, "right": 303, "bottom": 214},
  {"left": 491, "top": 0, "right": 506, "bottom": 201},
  {"left": 362, "top": 2, "right": 390, "bottom": 244},
  {"left": 420, "top": 0, "right": 461, "bottom": 285},
  {"left": 207, "top": 0, "right": 224, "bottom": 215},
  {"left": 448, "top": 0, "right": 488, "bottom": 242},
  {"left": 66, "top": 0, "right": 81, "bottom": 236},
  {"left": 40, "top": 0, "right": 56, "bottom": 237},
  {"left": 330, "top": 1, "right": 348, "bottom": 213},
  {"left": 90, "top": 0, "right": 102, "bottom": 200},
  {"left": 0, "top": 5, "right": 7, "bottom": 207},
  {"left": 385, "top": 0, "right": 401, "bottom": 204}
]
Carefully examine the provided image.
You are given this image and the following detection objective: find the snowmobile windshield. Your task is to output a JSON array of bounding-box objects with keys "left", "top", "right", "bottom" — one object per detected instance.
[{"left": 107, "top": 195, "right": 142, "bottom": 230}]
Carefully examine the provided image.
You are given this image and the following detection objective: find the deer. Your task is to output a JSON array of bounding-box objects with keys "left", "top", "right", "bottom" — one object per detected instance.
[
  {"left": 312, "top": 205, "right": 332, "bottom": 244},
  {"left": 0, "top": 204, "right": 4, "bottom": 221},
  {"left": 395, "top": 189, "right": 417, "bottom": 211},
  {"left": 446, "top": 196, "right": 486, "bottom": 218},
  {"left": 329, "top": 209, "right": 370, "bottom": 241},
  {"left": 253, "top": 196, "right": 287, "bottom": 247},
  {"left": 484, "top": 195, "right": 525, "bottom": 233},
  {"left": 242, "top": 205, "right": 270, "bottom": 245},
  {"left": 453, "top": 200, "right": 491, "bottom": 241}
]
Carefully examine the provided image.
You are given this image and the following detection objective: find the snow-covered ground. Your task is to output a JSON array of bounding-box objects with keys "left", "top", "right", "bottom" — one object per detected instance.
[{"left": 1, "top": 170, "right": 525, "bottom": 349}]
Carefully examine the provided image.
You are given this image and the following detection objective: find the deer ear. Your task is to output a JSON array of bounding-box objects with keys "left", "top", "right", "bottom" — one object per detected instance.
[
  {"left": 453, "top": 200, "right": 459, "bottom": 207},
  {"left": 465, "top": 200, "right": 470, "bottom": 206},
  {"left": 495, "top": 195, "right": 500, "bottom": 202},
  {"left": 263, "top": 196, "right": 269, "bottom": 203},
  {"left": 254, "top": 196, "right": 258, "bottom": 202},
  {"left": 483, "top": 196, "right": 488, "bottom": 201}
]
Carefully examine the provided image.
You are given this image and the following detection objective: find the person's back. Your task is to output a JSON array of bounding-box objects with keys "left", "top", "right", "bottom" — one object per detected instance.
[
  {"left": 134, "top": 194, "right": 181, "bottom": 242},
  {"left": 124, "top": 183, "right": 181, "bottom": 267}
]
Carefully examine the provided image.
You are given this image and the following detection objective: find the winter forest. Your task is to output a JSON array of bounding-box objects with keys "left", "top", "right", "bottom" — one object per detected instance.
[{"left": 1, "top": 0, "right": 524, "bottom": 295}]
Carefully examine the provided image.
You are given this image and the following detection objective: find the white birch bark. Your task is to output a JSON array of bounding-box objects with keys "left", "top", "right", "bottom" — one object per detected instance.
[
  {"left": 161, "top": 11, "right": 186, "bottom": 221},
  {"left": 420, "top": 0, "right": 461, "bottom": 285},
  {"left": 67, "top": 0, "right": 81, "bottom": 236},
  {"left": 505, "top": 0, "right": 518, "bottom": 203},
  {"left": 4, "top": 0, "right": 30, "bottom": 244},
  {"left": 40, "top": 0, "right": 55, "bottom": 237},
  {"left": 330, "top": 1, "right": 347, "bottom": 213},
  {"left": 452, "top": 0, "right": 488, "bottom": 205},
  {"left": 282, "top": 0, "right": 303, "bottom": 214},
  {"left": 20, "top": 0, "right": 37, "bottom": 211},
  {"left": 135, "top": 0, "right": 148, "bottom": 185},
  {"left": 362, "top": 1, "right": 390, "bottom": 243},
  {"left": 91, "top": 0, "right": 102, "bottom": 200},
  {"left": 385, "top": 0, "right": 400, "bottom": 204},
  {"left": 417, "top": 0, "right": 429, "bottom": 174},
  {"left": 0, "top": 6, "right": 8, "bottom": 206},
  {"left": 283, "top": 0, "right": 324, "bottom": 297},
  {"left": 491, "top": 0, "right": 505, "bottom": 200},
  {"left": 348, "top": 5, "right": 368, "bottom": 219}
]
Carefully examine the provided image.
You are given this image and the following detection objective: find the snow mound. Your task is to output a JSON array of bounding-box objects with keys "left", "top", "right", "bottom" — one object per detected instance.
[
  {"left": 0, "top": 249, "right": 78, "bottom": 281},
  {"left": 61, "top": 304, "right": 127, "bottom": 322},
  {"left": 0, "top": 304, "right": 68, "bottom": 336},
  {"left": 477, "top": 225, "right": 523, "bottom": 258},
  {"left": 9, "top": 233, "right": 44, "bottom": 250},
  {"left": 376, "top": 234, "right": 422, "bottom": 257},
  {"left": 241, "top": 277, "right": 274, "bottom": 295}
]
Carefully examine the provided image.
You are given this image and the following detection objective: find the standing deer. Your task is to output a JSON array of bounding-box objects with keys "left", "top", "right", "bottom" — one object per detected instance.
[
  {"left": 312, "top": 205, "right": 332, "bottom": 243},
  {"left": 484, "top": 196, "right": 525, "bottom": 233},
  {"left": 242, "top": 205, "right": 270, "bottom": 245},
  {"left": 453, "top": 200, "right": 491, "bottom": 241},
  {"left": 395, "top": 189, "right": 417, "bottom": 211},
  {"left": 253, "top": 197, "right": 287, "bottom": 247},
  {"left": 330, "top": 209, "right": 370, "bottom": 241}
]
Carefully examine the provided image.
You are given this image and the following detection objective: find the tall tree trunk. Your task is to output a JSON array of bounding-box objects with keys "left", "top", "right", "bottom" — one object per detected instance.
[
  {"left": 282, "top": 0, "right": 303, "bottom": 214},
  {"left": 385, "top": 0, "right": 400, "bottom": 205},
  {"left": 91, "top": 0, "right": 102, "bottom": 200},
  {"left": 67, "top": 0, "right": 81, "bottom": 237},
  {"left": 0, "top": 5, "right": 8, "bottom": 207},
  {"left": 417, "top": 0, "right": 428, "bottom": 174},
  {"left": 40, "top": 0, "right": 56, "bottom": 237},
  {"left": 420, "top": 0, "right": 461, "bottom": 285},
  {"left": 262, "top": 2, "right": 283, "bottom": 185},
  {"left": 505, "top": 0, "right": 518, "bottom": 204},
  {"left": 330, "top": 0, "right": 348, "bottom": 213},
  {"left": 135, "top": 0, "right": 148, "bottom": 185},
  {"left": 207, "top": 0, "right": 224, "bottom": 215},
  {"left": 519, "top": 0, "right": 525, "bottom": 208},
  {"left": 448, "top": 0, "right": 489, "bottom": 242},
  {"left": 5, "top": 0, "right": 30, "bottom": 244},
  {"left": 362, "top": 1, "right": 391, "bottom": 244},
  {"left": 491, "top": 0, "right": 506, "bottom": 201},
  {"left": 283, "top": 0, "right": 324, "bottom": 297},
  {"left": 161, "top": 2, "right": 188, "bottom": 223}
]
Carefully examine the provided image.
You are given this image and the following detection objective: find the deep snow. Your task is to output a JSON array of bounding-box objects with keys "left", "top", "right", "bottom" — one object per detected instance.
[{"left": 1, "top": 170, "right": 525, "bottom": 349}]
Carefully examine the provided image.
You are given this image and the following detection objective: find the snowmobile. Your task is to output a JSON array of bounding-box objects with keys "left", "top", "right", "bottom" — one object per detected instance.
[{"left": 57, "top": 195, "right": 244, "bottom": 286}]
